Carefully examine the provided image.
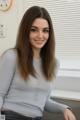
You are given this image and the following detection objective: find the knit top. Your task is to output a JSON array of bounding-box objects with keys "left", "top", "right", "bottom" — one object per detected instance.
[{"left": 0, "top": 49, "right": 68, "bottom": 118}]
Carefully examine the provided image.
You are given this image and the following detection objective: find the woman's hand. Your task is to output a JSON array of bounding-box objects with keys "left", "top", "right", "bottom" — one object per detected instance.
[{"left": 64, "top": 108, "right": 76, "bottom": 120}]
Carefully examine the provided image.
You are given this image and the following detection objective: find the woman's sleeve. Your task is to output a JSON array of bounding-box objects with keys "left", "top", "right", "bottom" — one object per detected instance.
[
  {"left": 44, "top": 98, "right": 69, "bottom": 113},
  {"left": 0, "top": 50, "right": 16, "bottom": 109},
  {"left": 44, "top": 58, "right": 70, "bottom": 113}
]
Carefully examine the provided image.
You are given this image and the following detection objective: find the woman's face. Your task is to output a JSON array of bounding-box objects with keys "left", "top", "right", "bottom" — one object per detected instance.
[{"left": 29, "top": 18, "right": 49, "bottom": 51}]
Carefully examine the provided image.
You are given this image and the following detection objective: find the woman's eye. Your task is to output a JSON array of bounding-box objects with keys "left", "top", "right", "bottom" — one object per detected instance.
[
  {"left": 30, "top": 28, "right": 37, "bottom": 32},
  {"left": 43, "top": 29, "right": 49, "bottom": 33}
]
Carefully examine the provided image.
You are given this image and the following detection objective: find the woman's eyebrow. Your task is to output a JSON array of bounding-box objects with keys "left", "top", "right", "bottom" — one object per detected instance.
[{"left": 31, "top": 26, "right": 49, "bottom": 29}]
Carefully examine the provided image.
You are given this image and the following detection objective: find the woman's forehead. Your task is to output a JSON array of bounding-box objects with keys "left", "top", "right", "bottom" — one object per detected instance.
[{"left": 32, "top": 18, "right": 49, "bottom": 28}]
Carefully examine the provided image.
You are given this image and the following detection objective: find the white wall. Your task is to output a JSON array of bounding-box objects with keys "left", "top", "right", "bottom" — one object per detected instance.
[{"left": 0, "top": 0, "right": 23, "bottom": 55}]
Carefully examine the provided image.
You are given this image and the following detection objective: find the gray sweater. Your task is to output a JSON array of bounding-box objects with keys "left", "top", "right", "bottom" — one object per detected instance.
[{"left": 0, "top": 49, "right": 68, "bottom": 118}]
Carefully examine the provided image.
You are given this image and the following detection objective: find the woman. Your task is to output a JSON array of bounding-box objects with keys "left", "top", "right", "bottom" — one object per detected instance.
[{"left": 0, "top": 6, "right": 76, "bottom": 120}]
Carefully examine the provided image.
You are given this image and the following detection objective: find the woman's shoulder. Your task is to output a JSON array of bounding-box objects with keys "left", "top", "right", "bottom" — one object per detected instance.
[{"left": 1, "top": 48, "right": 17, "bottom": 62}]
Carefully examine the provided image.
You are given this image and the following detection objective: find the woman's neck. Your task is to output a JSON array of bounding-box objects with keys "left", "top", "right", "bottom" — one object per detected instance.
[{"left": 33, "top": 48, "right": 41, "bottom": 59}]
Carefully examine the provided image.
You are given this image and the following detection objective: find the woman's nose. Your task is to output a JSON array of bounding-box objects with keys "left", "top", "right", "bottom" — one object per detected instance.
[{"left": 38, "top": 31, "right": 43, "bottom": 38}]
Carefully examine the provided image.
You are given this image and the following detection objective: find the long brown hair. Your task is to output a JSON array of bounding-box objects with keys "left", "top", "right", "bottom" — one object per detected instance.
[{"left": 15, "top": 6, "right": 57, "bottom": 80}]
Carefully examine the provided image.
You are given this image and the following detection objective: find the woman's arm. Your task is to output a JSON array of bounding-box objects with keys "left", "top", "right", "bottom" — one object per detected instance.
[
  {"left": 0, "top": 50, "right": 16, "bottom": 110},
  {"left": 44, "top": 98, "right": 76, "bottom": 120},
  {"left": 44, "top": 98, "right": 68, "bottom": 113}
]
